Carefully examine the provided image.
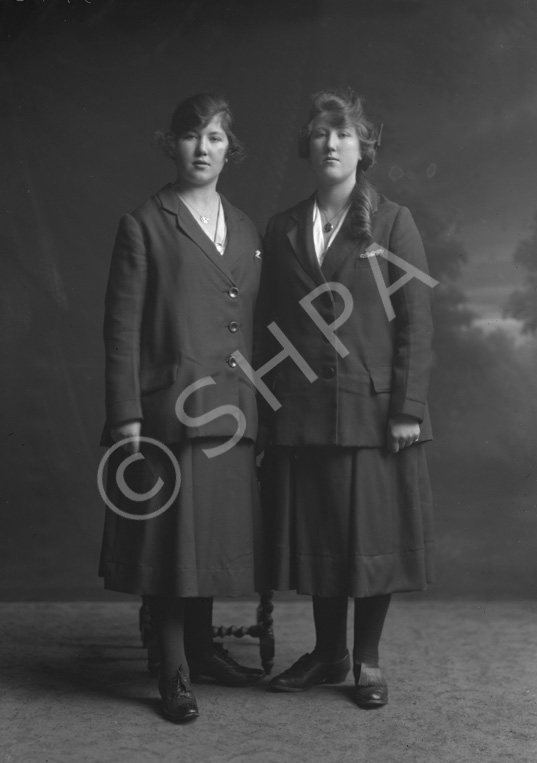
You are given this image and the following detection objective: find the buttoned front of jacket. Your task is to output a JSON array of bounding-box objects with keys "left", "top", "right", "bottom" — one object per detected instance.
[
  {"left": 102, "top": 185, "right": 262, "bottom": 446},
  {"left": 256, "top": 192, "right": 434, "bottom": 448}
]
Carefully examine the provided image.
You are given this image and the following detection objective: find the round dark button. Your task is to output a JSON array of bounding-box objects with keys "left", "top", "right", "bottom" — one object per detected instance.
[
  {"left": 323, "top": 366, "right": 336, "bottom": 379},
  {"left": 227, "top": 355, "right": 238, "bottom": 368},
  {"left": 228, "top": 287, "right": 239, "bottom": 299},
  {"left": 229, "top": 321, "right": 239, "bottom": 333}
]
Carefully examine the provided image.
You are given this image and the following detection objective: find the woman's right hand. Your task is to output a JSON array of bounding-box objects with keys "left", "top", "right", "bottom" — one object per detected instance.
[
  {"left": 110, "top": 420, "right": 142, "bottom": 454},
  {"left": 387, "top": 415, "right": 420, "bottom": 454}
]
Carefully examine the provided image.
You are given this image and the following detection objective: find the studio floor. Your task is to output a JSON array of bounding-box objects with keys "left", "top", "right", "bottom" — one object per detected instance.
[{"left": 0, "top": 598, "right": 536, "bottom": 763}]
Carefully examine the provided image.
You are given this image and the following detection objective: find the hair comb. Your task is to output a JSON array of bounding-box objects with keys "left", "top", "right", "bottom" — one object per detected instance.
[{"left": 375, "top": 123, "right": 384, "bottom": 151}]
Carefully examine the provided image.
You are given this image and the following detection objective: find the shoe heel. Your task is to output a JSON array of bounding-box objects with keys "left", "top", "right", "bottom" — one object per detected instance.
[{"left": 325, "top": 655, "right": 350, "bottom": 684}]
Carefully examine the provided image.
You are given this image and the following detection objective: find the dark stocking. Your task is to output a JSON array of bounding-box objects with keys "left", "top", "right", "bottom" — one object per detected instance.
[
  {"left": 148, "top": 595, "right": 187, "bottom": 680},
  {"left": 353, "top": 594, "right": 391, "bottom": 666},
  {"left": 184, "top": 597, "right": 215, "bottom": 662},
  {"left": 312, "top": 596, "right": 348, "bottom": 662}
]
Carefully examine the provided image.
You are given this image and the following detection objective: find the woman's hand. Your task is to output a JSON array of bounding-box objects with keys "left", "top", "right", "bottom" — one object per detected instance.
[
  {"left": 110, "top": 420, "right": 142, "bottom": 454},
  {"left": 387, "top": 415, "right": 420, "bottom": 454}
]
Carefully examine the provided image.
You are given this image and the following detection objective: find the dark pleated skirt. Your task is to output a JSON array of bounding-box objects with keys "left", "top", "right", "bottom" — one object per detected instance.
[
  {"left": 260, "top": 443, "right": 435, "bottom": 598},
  {"left": 99, "top": 438, "right": 264, "bottom": 597}
]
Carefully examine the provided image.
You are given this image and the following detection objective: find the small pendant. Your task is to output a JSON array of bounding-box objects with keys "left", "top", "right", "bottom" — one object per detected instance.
[
  {"left": 200, "top": 216, "right": 210, "bottom": 224},
  {"left": 324, "top": 222, "right": 333, "bottom": 233}
]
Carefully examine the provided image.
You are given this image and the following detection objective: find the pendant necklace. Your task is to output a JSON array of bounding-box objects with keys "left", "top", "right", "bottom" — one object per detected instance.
[
  {"left": 213, "top": 197, "right": 226, "bottom": 253},
  {"left": 176, "top": 192, "right": 217, "bottom": 225},
  {"left": 319, "top": 200, "right": 350, "bottom": 233}
]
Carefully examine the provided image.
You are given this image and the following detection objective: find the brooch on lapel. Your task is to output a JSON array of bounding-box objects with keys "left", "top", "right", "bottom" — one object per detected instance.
[
  {"left": 254, "top": 250, "right": 262, "bottom": 260},
  {"left": 360, "top": 242, "right": 386, "bottom": 258}
]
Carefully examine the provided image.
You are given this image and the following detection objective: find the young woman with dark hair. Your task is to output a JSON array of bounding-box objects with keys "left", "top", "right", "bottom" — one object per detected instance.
[
  {"left": 155, "top": 92, "right": 247, "bottom": 165},
  {"left": 257, "top": 86, "right": 435, "bottom": 708},
  {"left": 99, "top": 92, "right": 265, "bottom": 723}
]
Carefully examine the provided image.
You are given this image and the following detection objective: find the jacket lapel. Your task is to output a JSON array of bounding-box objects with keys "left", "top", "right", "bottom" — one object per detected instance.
[
  {"left": 320, "top": 217, "right": 360, "bottom": 280},
  {"left": 157, "top": 184, "right": 234, "bottom": 283},
  {"left": 286, "top": 194, "right": 326, "bottom": 288},
  {"left": 219, "top": 195, "right": 247, "bottom": 274},
  {"left": 321, "top": 187, "right": 379, "bottom": 280}
]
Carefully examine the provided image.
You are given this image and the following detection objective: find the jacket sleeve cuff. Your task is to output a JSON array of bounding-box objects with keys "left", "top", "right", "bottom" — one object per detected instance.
[
  {"left": 392, "top": 398, "right": 426, "bottom": 422},
  {"left": 106, "top": 399, "right": 143, "bottom": 430}
]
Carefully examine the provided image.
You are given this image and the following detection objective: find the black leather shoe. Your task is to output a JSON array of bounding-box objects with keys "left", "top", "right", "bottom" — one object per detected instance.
[
  {"left": 189, "top": 643, "right": 265, "bottom": 687},
  {"left": 158, "top": 666, "right": 199, "bottom": 723},
  {"left": 269, "top": 651, "right": 350, "bottom": 692},
  {"left": 353, "top": 663, "right": 388, "bottom": 708}
]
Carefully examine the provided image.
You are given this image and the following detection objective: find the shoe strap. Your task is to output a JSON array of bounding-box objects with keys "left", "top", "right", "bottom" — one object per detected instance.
[{"left": 354, "top": 663, "right": 385, "bottom": 687}]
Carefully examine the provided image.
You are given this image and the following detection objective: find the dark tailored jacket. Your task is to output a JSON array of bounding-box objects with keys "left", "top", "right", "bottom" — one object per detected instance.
[
  {"left": 256, "top": 190, "right": 434, "bottom": 448},
  {"left": 102, "top": 184, "right": 262, "bottom": 446}
]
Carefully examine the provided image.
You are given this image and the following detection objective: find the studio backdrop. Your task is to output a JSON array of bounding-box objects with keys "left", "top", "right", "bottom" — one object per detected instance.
[{"left": 1, "top": 0, "right": 536, "bottom": 599}]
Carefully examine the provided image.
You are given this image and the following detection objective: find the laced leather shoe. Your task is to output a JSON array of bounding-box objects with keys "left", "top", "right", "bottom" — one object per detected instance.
[
  {"left": 158, "top": 665, "right": 199, "bottom": 723},
  {"left": 189, "top": 643, "right": 265, "bottom": 687},
  {"left": 269, "top": 651, "right": 350, "bottom": 692}
]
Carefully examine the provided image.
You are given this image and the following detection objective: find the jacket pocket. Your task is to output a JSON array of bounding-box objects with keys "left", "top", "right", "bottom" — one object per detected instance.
[
  {"left": 369, "top": 366, "right": 392, "bottom": 393},
  {"left": 140, "top": 363, "right": 179, "bottom": 394}
]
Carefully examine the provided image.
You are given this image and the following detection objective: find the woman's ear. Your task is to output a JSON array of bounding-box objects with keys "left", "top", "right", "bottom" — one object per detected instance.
[{"left": 358, "top": 141, "right": 377, "bottom": 172}]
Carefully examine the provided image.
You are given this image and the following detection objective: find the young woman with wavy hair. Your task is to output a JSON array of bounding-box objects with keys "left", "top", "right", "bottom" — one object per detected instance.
[
  {"left": 100, "top": 93, "right": 265, "bottom": 723},
  {"left": 258, "top": 87, "right": 435, "bottom": 708}
]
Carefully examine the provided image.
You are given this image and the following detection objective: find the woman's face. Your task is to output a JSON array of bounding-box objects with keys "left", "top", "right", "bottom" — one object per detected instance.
[
  {"left": 308, "top": 114, "right": 361, "bottom": 187},
  {"left": 174, "top": 115, "right": 229, "bottom": 189}
]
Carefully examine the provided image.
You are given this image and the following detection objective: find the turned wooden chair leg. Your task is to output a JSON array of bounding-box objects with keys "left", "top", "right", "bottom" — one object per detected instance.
[
  {"left": 257, "top": 590, "right": 275, "bottom": 675},
  {"left": 139, "top": 596, "right": 160, "bottom": 676},
  {"left": 138, "top": 591, "right": 275, "bottom": 675},
  {"left": 212, "top": 590, "right": 275, "bottom": 675}
]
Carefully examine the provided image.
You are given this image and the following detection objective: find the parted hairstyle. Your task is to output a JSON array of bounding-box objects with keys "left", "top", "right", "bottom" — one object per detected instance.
[
  {"left": 299, "top": 87, "right": 379, "bottom": 242},
  {"left": 155, "top": 92, "right": 246, "bottom": 164}
]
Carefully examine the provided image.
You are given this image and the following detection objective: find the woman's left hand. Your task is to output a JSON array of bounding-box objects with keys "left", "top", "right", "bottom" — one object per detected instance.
[{"left": 387, "top": 415, "right": 420, "bottom": 453}]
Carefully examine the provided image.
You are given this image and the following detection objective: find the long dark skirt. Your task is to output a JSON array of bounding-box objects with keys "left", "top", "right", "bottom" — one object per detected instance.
[
  {"left": 99, "top": 438, "right": 264, "bottom": 597},
  {"left": 261, "top": 443, "right": 435, "bottom": 598}
]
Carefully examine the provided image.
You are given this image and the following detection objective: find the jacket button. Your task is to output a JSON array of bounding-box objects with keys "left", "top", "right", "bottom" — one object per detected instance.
[
  {"left": 227, "top": 355, "right": 238, "bottom": 368},
  {"left": 323, "top": 366, "right": 335, "bottom": 379},
  {"left": 228, "top": 287, "right": 239, "bottom": 298},
  {"left": 229, "top": 321, "right": 239, "bottom": 333}
]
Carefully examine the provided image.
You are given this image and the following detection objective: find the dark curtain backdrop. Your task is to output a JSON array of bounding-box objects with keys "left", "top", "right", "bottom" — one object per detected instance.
[{"left": 1, "top": 0, "right": 536, "bottom": 599}]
